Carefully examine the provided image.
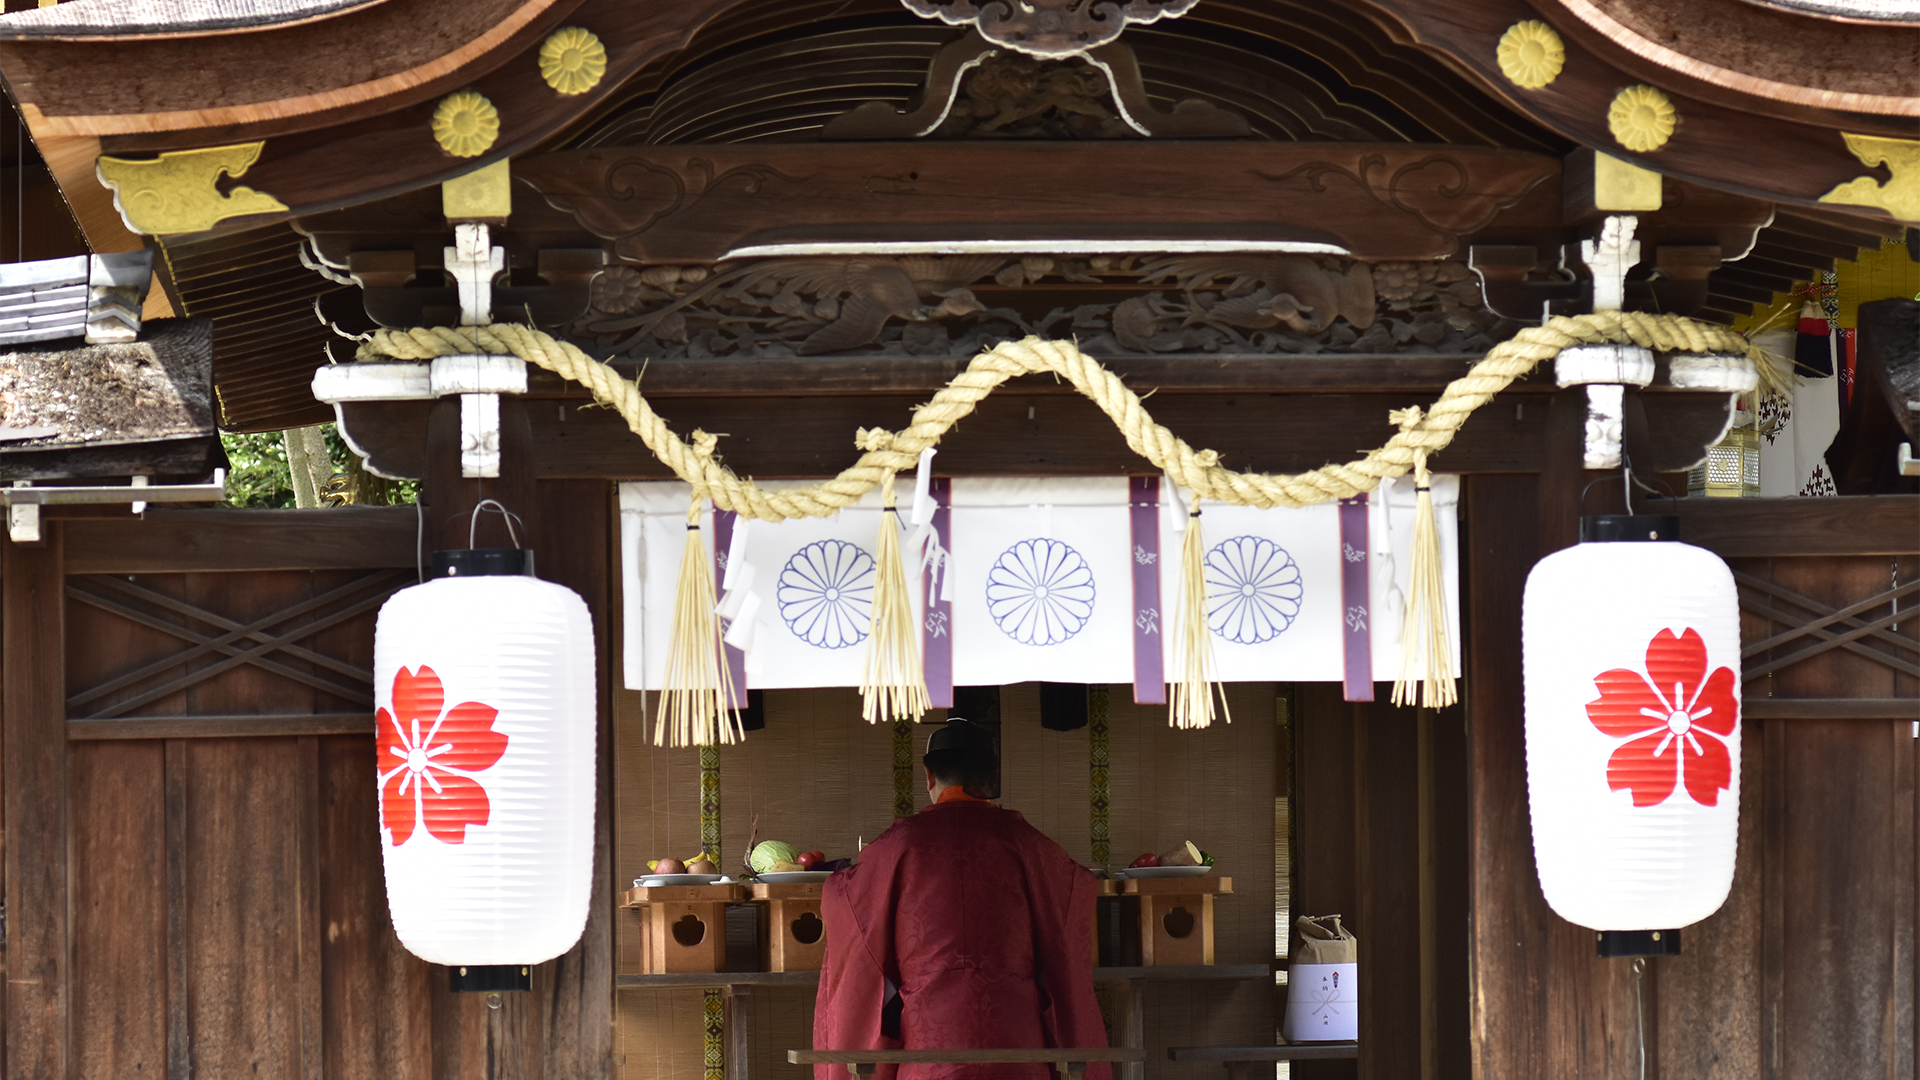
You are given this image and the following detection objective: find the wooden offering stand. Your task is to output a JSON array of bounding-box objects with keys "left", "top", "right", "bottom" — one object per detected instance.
[
  {"left": 623, "top": 883, "right": 744, "bottom": 974},
  {"left": 748, "top": 881, "right": 827, "bottom": 972},
  {"left": 1120, "top": 876, "right": 1232, "bottom": 967}
]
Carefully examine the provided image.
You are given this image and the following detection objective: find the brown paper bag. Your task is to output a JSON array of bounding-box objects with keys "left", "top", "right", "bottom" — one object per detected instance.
[{"left": 1293, "top": 914, "right": 1357, "bottom": 964}]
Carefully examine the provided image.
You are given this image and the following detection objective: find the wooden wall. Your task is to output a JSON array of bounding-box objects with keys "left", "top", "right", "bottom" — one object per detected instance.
[
  {"left": 3, "top": 489, "right": 614, "bottom": 1080},
  {"left": 1464, "top": 484, "right": 1920, "bottom": 1080}
]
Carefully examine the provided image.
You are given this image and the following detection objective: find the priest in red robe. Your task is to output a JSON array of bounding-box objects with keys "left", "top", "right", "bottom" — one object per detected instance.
[{"left": 813, "top": 718, "right": 1111, "bottom": 1080}]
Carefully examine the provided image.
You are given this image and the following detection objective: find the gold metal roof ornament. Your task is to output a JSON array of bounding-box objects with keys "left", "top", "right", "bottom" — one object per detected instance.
[
  {"left": 432, "top": 91, "right": 500, "bottom": 158},
  {"left": 539, "top": 27, "right": 606, "bottom": 96},
  {"left": 1608, "top": 85, "right": 1677, "bottom": 154},
  {"left": 1497, "top": 21, "right": 1565, "bottom": 90},
  {"left": 95, "top": 142, "right": 288, "bottom": 235},
  {"left": 1819, "top": 133, "right": 1920, "bottom": 224}
]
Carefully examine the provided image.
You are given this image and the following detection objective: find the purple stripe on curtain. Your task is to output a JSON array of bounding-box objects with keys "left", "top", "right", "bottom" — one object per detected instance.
[
  {"left": 922, "top": 477, "right": 954, "bottom": 709},
  {"left": 1130, "top": 475, "right": 1166, "bottom": 705},
  {"left": 712, "top": 508, "right": 748, "bottom": 708},
  {"left": 1340, "top": 494, "right": 1373, "bottom": 702}
]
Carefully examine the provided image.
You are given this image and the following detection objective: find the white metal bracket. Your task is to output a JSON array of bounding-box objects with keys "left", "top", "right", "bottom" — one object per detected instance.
[
  {"left": 314, "top": 223, "right": 520, "bottom": 478},
  {"left": 1560, "top": 215, "right": 1654, "bottom": 470},
  {"left": 311, "top": 353, "right": 526, "bottom": 479},
  {"left": 1581, "top": 214, "right": 1640, "bottom": 315},
  {"left": 1555, "top": 343, "right": 1654, "bottom": 471},
  {"left": 446, "top": 222, "right": 504, "bottom": 327}
]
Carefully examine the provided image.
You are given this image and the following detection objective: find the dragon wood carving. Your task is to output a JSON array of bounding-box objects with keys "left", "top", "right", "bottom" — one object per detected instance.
[{"left": 571, "top": 253, "right": 1505, "bottom": 361}]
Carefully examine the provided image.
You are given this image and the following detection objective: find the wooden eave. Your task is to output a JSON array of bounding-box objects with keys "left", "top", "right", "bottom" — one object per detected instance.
[
  {"left": 0, "top": 0, "right": 1911, "bottom": 256},
  {"left": 1349, "top": 0, "right": 1920, "bottom": 218}
]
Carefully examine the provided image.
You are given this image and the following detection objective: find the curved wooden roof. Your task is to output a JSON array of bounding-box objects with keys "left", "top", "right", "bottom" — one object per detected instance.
[
  {"left": 0, "top": 0, "right": 1909, "bottom": 249},
  {"left": 0, "top": 0, "right": 1907, "bottom": 433}
]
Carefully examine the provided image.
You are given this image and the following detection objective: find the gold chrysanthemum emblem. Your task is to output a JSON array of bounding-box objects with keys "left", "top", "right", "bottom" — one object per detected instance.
[
  {"left": 1608, "top": 85, "right": 1677, "bottom": 153},
  {"left": 1497, "top": 21, "right": 1564, "bottom": 90},
  {"left": 539, "top": 27, "right": 606, "bottom": 96},
  {"left": 431, "top": 92, "right": 500, "bottom": 158}
]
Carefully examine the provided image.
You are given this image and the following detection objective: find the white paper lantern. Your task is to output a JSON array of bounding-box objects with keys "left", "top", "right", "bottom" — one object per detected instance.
[
  {"left": 1523, "top": 523, "right": 1741, "bottom": 931},
  {"left": 374, "top": 572, "right": 596, "bottom": 966}
]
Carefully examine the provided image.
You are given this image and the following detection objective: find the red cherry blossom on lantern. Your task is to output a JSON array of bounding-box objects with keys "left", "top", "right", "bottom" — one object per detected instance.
[
  {"left": 376, "top": 666, "right": 509, "bottom": 844},
  {"left": 1586, "top": 628, "right": 1738, "bottom": 808}
]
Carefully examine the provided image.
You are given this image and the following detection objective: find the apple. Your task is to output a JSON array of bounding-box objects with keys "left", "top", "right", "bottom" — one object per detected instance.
[
  {"left": 797, "top": 851, "right": 820, "bottom": 870},
  {"left": 655, "top": 857, "right": 686, "bottom": 875},
  {"left": 1129, "top": 852, "right": 1159, "bottom": 868}
]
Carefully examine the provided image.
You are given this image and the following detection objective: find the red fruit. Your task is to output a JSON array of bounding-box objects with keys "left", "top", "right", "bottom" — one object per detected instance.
[
  {"left": 796, "top": 851, "right": 820, "bottom": 870},
  {"left": 1129, "top": 852, "right": 1160, "bottom": 868}
]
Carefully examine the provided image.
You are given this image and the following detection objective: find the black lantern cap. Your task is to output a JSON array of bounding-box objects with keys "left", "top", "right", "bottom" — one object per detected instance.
[
  {"left": 1596, "top": 929, "right": 1681, "bottom": 958},
  {"left": 432, "top": 547, "right": 536, "bottom": 579},
  {"left": 1579, "top": 515, "right": 1680, "bottom": 543},
  {"left": 449, "top": 963, "right": 532, "bottom": 992}
]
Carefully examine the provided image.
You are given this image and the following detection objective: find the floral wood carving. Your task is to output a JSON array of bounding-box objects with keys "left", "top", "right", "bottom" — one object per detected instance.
[
  {"left": 1258, "top": 153, "right": 1551, "bottom": 244},
  {"left": 532, "top": 156, "right": 811, "bottom": 266},
  {"left": 902, "top": 0, "right": 1198, "bottom": 58},
  {"left": 571, "top": 253, "right": 1505, "bottom": 361}
]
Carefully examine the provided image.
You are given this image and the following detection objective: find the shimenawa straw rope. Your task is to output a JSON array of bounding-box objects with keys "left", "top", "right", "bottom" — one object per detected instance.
[{"left": 358, "top": 312, "right": 1760, "bottom": 733}]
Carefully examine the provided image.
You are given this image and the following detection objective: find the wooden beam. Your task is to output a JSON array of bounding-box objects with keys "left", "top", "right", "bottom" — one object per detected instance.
[
  {"left": 4, "top": 526, "right": 68, "bottom": 1080},
  {"left": 515, "top": 143, "right": 1559, "bottom": 264},
  {"left": 66, "top": 714, "right": 375, "bottom": 740},
  {"left": 1668, "top": 496, "right": 1920, "bottom": 557},
  {"left": 62, "top": 507, "right": 419, "bottom": 575},
  {"left": 342, "top": 387, "right": 1734, "bottom": 482},
  {"left": 1744, "top": 699, "right": 1920, "bottom": 721}
]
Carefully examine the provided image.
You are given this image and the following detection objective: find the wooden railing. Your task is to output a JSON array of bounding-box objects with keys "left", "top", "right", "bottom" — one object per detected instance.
[
  {"left": 1168, "top": 1043, "right": 1360, "bottom": 1079},
  {"left": 790, "top": 1048, "right": 1145, "bottom": 1076}
]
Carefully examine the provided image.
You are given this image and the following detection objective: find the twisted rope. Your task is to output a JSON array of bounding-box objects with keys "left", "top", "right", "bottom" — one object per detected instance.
[{"left": 357, "top": 312, "right": 1755, "bottom": 518}]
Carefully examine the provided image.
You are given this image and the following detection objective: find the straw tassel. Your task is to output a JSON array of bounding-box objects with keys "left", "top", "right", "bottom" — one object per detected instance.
[
  {"left": 1169, "top": 501, "right": 1230, "bottom": 730},
  {"left": 658, "top": 490, "right": 743, "bottom": 747},
  {"left": 861, "top": 468, "right": 930, "bottom": 724},
  {"left": 1391, "top": 446, "right": 1457, "bottom": 709}
]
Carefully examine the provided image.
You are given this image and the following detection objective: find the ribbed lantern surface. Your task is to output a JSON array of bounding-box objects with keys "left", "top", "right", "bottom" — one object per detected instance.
[
  {"left": 1523, "top": 539, "right": 1741, "bottom": 931},
  {"left": 375, "top": 574, "right": 595, "bottom": 966}
]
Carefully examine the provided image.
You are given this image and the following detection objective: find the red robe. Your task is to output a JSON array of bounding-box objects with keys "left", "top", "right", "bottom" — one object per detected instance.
[{"left": 813, "top": 799, "right": 1112, "bottom": 1080}]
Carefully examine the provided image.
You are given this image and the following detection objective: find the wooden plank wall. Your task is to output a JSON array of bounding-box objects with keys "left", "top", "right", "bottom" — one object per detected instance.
[
  {"left": 3, "top": 491, "right": 614, "bottom": 1080},
  {"left": 1465, "top": 485, "right": 1920, "bottom": 1080}
]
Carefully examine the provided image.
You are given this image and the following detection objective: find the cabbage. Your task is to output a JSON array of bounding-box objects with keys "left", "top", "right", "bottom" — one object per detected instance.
[{"left": 750, "top": 840, "right": 798, "bottom": 874}]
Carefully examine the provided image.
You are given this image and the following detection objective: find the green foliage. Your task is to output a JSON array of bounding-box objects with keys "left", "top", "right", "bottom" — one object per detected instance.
[
  {"left": 220, "top": 430, "right": 296, "bottom": 508},
  {"left": 219, "top": 425, "right": 418, "bottom": 508}
]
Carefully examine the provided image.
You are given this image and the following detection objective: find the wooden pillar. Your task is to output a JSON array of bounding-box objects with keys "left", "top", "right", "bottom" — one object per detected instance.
[
  {"left": 422, "top": 396, "right": 539, "bottom": 555},
  {"left": 1420, "top": 705, "right": 1472, "bottom": 1080},
  {"left": 4, "top": 525, "right": 66, "bottom": 1080},
  {"left": 1355, "top": 700, "right": 1421, "bottom": 1080},
  {"left": 1291, "top": 684, "right": 1357, "bottom": 1080},
  {"left": 529, "top": 478, "right": 616, "bottom": 1076}
]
